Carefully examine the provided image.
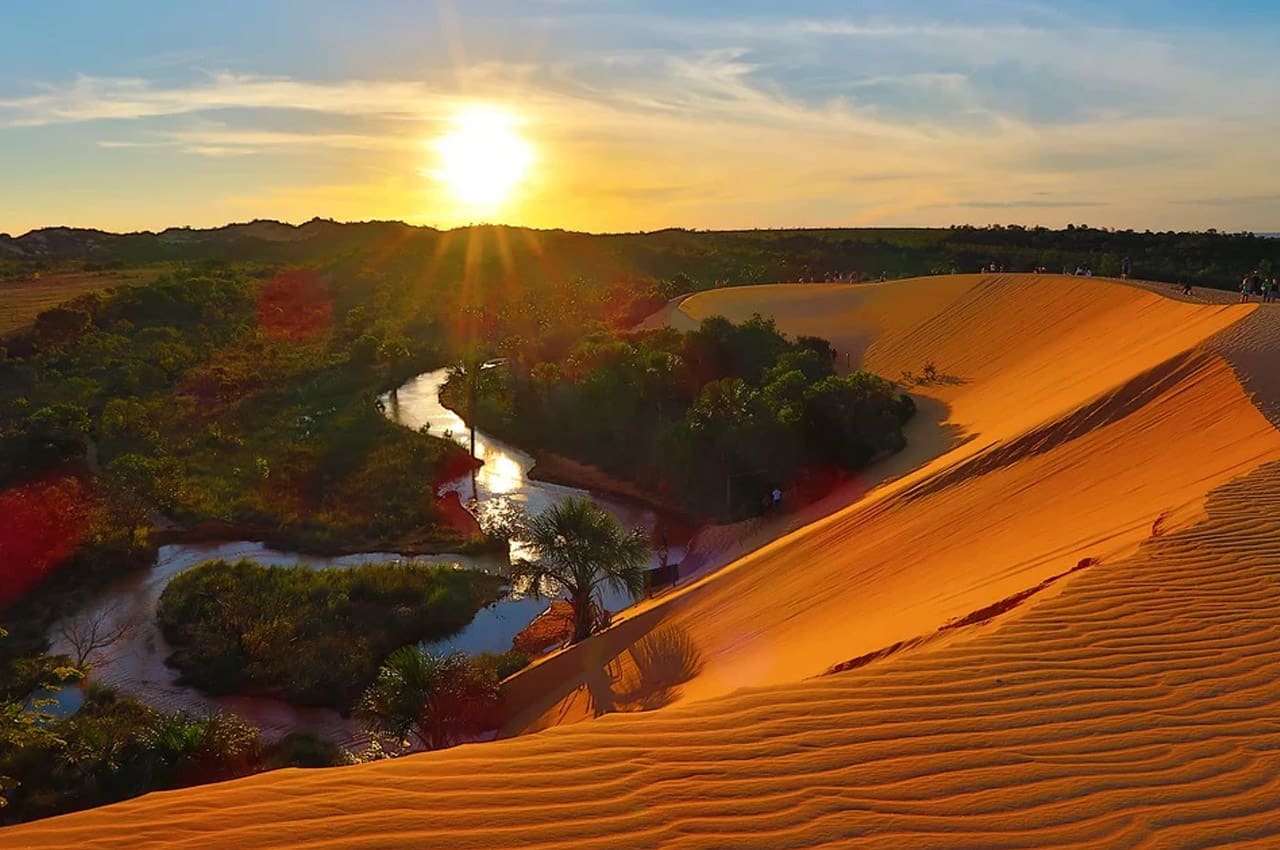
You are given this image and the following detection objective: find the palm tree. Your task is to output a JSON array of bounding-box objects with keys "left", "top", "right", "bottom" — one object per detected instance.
[
  {"left": 357, "top": 647, "right": 499, "bottom": 752},
  {"left": 450, "top": 350, "right": 483, "bottom": 461},
  {"left": 515, "top": 497, "right": 651, "bottom": 644},
  {"left": 447, "top": 349, "right": 498, "bottom": 500}
]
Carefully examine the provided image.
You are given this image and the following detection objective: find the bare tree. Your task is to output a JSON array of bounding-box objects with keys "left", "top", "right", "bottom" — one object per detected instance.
[{"left": 58, "top": 605, "right": 136, "bottom": 670}]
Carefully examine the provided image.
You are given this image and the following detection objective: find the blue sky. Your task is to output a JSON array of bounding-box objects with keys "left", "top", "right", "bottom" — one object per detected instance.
[{"left": 2, "top": 1, "right": 1278, "bottom": 234}]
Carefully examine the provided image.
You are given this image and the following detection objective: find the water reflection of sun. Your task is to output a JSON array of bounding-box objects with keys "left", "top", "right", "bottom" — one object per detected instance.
[{"left": 476, "top": 442, "right": 524, "bottom": 494}]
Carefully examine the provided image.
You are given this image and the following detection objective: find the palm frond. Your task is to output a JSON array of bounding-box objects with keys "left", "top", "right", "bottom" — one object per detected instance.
[{"left": 516, "top": 496, "right": 653, "bottom": 642}]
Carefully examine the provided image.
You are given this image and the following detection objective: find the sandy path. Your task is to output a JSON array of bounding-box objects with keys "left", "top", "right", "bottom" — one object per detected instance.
[{"left": 14, "top": 274, "right": 1280, "bottom": 849}]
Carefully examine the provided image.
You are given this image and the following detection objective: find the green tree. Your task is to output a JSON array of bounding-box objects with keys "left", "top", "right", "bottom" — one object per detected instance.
[
  {"left": 513, "top": 496, "right": 650, "bottom": 643},
  {"left": 0, "top": 628, "right": 81, "bottom": 811},
  {"left": 357, "top": 647, "right": 499, "bottom": 752},
  {"left": 802, "top": 373, "right": 913, "bottom": 467},
  {"left": 34, "top": 306, "right": 92, "bottom": 350},
  {"left": 26, "top": 403, "right": 91, "bottom": 461}
]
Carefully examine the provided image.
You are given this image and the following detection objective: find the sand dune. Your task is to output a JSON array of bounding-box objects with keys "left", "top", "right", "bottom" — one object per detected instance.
[
  {"left": 501, "top": 275, "right": 1270, "bottom": 731},
  {"left": 15, "top": 274, "right": 1280, "bottom": 849}
]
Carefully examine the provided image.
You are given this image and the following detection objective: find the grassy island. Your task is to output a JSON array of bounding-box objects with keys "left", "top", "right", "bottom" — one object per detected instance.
[{"left": 157, "top": 559, "right": 504, "bottom": 710}]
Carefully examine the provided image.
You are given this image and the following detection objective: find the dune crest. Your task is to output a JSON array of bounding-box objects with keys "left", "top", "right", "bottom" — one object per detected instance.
[{"left": 16, "top": 274, "right": 1280, "bottom": 849}]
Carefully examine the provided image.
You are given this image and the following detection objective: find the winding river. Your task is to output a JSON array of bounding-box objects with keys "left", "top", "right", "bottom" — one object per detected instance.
[{"left": 45, "top": 367, "right": 679, "bottom": 745}]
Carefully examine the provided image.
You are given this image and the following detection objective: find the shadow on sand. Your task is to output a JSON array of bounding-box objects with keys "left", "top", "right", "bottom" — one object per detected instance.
[{"left": 584, "top": 624, "right": 705, "bottom": 717}]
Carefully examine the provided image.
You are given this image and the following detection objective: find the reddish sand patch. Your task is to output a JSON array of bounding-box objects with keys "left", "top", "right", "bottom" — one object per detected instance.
[
  {"left": 0, "top": 473, "right": 96, "bottom": 607},
  {"left": 512, "top": 601, "right": 575, "bottom": 656},
  {"left": 435, "top": 490, "right": 483, "bottom": 540},
  {"left": 255, "top": 270, "right": 333, "bottom": 340},
  {"left": 435, "top": 450, "right": 484, "bottom": 486}
]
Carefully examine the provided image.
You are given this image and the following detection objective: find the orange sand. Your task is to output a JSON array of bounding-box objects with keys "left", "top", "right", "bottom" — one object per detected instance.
[{"left": 14, "top": 274, "right": 1280, "bottom": 849}]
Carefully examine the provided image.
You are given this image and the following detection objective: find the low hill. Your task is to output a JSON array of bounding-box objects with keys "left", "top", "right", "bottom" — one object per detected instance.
[
  {"left": 13, "top": 274, "right": 1280, "bottom": 848},
  {"left": 2, "top": 221, "right": 1276, "bottom": 292}
]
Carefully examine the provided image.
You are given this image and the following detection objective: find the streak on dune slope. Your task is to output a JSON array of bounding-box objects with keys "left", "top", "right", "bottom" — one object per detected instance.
[{"left": 14, "top": 274, "right": 1280, "bottom": 849}]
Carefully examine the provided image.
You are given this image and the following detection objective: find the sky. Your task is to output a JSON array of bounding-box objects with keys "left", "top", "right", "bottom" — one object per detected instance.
[{"left": 2, "top": 1, "right": 1279, "bottom": 235}]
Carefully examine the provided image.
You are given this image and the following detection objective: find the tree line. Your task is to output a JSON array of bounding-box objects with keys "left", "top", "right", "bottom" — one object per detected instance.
[{"left": 448, "top": 314, "right": 915, "bottom": 521}]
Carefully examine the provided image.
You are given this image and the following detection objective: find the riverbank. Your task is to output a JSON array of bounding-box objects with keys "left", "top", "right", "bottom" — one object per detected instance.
[
  {"left": 149, "top": 489, "right": 495, "bottom": 558},
  {"left": 526, "top": 451, "right": 692, "bottom": 524}
]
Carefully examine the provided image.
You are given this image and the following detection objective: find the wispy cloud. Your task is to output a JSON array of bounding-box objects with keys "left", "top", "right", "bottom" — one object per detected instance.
[
  {"left": 2, "top": 4, "right": 1279, "bottom": 232},
  {"left": 0, "top": 73, "right": 458, "bottom": 126},
  {"left": 96, "top": 124, "right": 415, "bottom": 157}
]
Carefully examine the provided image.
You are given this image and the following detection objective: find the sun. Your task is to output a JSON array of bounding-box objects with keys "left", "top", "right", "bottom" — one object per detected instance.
[{"left": 430, "top": 105, "right": 534, "bottom": 210}]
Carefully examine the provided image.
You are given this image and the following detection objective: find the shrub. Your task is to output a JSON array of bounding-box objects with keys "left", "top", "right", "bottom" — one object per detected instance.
[
  {"left": 358, "top": 648, "right": 501, "bottom": 752},
  {"left": 263, "top": 731, "right": 349, "bottom": 769},
  {"left": 474, "top": 649, "right": 532, "bottom": 681}
]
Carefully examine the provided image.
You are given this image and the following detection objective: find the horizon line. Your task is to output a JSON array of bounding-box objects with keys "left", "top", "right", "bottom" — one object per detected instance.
[{"left": 4, "top": 217, "right": 1278, "bottom": 243}]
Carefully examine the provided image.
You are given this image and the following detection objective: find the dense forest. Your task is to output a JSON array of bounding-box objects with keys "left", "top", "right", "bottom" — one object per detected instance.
[{"left": 446, "top": 315, "right": 915, "bottom": 520}]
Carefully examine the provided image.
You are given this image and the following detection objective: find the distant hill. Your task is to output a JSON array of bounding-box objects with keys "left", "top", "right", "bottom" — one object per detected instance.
[
  {"left": 0, "top": 218, "right": 426, "bottom": 263},
  {"left": 2, "top": 219, "right": 1277, "bottom": 291}
]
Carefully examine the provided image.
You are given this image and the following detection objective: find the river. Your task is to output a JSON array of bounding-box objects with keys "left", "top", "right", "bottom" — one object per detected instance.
[{"left": 45, "top": 366, "right": 678, "bottom": 745}]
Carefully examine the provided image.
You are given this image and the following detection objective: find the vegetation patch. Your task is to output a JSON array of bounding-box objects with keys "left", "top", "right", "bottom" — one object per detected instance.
[
  {"left": 1, "top": 671, "right": 262, "bottom": 825},
  {"left": 448, "top": 315, "right": 915, "bottom": 520},
  {"left": 0, "top": 265, "right": 476, "bottom": 562},
  {"left": 156, "top": 559, "right": 504, "bottom": 710}
]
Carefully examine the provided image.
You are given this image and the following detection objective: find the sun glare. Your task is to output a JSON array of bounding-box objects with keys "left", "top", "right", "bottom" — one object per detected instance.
[{"left": 430, "top": 105, "right": 534, "bottom": 210}]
